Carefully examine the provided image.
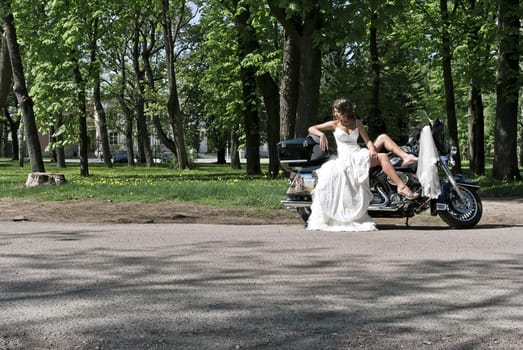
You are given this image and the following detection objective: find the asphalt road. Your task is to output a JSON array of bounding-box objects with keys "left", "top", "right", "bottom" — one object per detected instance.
[{"left": 1, "top": 221, "right": 523, "bottom": 350}]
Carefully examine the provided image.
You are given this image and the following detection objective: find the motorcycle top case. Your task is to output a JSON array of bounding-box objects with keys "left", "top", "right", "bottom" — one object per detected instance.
[{"left": 277, "top": 135, "right": 330, "bottom": 169}]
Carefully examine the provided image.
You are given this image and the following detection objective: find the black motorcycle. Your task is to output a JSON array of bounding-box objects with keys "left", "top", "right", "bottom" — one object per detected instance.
[{"left": 277, "top": 119, "right": 482, "bottom": 229}]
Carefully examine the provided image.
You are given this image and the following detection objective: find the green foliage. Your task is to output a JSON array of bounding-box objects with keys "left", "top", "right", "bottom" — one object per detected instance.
[{"left": 2, "top": 0, "right": 519, "bottom": 182}]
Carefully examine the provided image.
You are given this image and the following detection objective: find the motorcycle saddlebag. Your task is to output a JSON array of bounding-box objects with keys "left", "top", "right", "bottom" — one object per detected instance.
[{"left": 277, "top": 135, "right": 330, "bottom": 170}]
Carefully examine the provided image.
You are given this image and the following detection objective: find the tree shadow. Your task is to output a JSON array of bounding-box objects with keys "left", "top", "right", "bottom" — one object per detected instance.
[
  {"left": 2, "top": 235, "right": 523, "bottom": 349},
  {"left": 376, "top": 223, "right": 523, "bottom": 230}
]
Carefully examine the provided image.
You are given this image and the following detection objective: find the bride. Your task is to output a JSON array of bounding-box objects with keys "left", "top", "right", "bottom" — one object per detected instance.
[{"left": 306, "top": 98, "right": 418, "bottom": 232}]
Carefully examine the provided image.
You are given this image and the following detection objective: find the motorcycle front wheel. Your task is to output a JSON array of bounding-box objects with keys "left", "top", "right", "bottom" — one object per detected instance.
[{"left": 438, "top": 186, "right": 482, "bottom": 229}]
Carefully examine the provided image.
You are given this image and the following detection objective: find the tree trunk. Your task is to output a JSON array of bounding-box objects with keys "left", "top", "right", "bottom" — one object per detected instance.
[
  {"left": 493, "top": 0, "right": 521, "bottom": 180},
  {"left": 49, "top": 123, "right": 65, "bottom": 168},
  {"left": 72, "top": 58, "right": 89, "bottom": 176},
  {"left": 0, "top": 32, "right": 12, "bottom": 111},
  {"left": 162, "top": 0, "right": 190, "bottom": 170},
  {"left": 216, "top": 147, "right": 226, "bottom": 164},
  {"left": 135, "top": 93, "right": 150, "bottom": 165},
  {"left": 5, "top": 108, "right": 19, "bottom": 160},
  {"left": 279, "top": 30, "right": 299, "bottom": 140},
  {"left": 0, "top": 119, "right": 5, "bottom": 157},
  {"left": 232, "top": 2, "right": 280, "bottom": 176},
  {"left": 55, "top": 116, "right": 66, "bottom": 168},
  {"left": 132, "top": 20, "right": 153, "bottom": 166},
  {"left": 55, "top": 145, "right": 65, "bottom": 168},
  {"left": 267, "top": 2, "right": 322, "bottom": 138},
  {"left": 18, "top": 124, "right": 23, "bottom": 166},
  {"left": 295, "top": 13, "right": 322, "bottom": 138},
  {"left": 3, "top": 12, "right": 45, "bottom": 173},
  {"left": 257, "top": 72, "right": 280, "bottom": 177},
  {"left": 465, "top": 0, "right": 485, "bottom": 175},
  {"left": 93, "top": 79, "right": 112, "bottom": 168},
  {"left": 230, "top": 129, "right": 241, "bottom": 170},
  {"left": 90, "top": 18, "right": 112, "bottom": 168},
  {"left": 0, "top": 30, "right": 11, "bottom": 159},
  {"left": 117, "top": 46, "right": 135, "bottom": 166},
  {"left": 440, "top": 0, "right": 462, "bottom": 173},
  {"left": 467, "top": 86, "right": 485, "bottom": 175},
  {"left": 368, "top": 10, "right": 385, "bottom": 138},
  {"left": 141, "top": 16, "right": 177, "bottom": 157},
  {"left": 234, "top": 1, "right": 261, "bottom": 175},
  {"left": 520, "top": 114, "right": 523, "bottom": 167},
  {"left": 240, "top": 70, "right": 261, "bottom": 175}
]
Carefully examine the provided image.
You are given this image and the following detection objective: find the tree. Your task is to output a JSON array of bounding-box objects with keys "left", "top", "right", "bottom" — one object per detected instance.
[
  {"left": 362, "top": 0, "right": 411, "bottom": 137},
  {"left": 267, "top": 0, "right": 322, "bottom": 138},
  {"left": 278, "top": 30, "right": 299, "bottom": 140},
  {"left": 231, "top": 0, "right": 280, "bottom": 175},
  {"left": 0, "top": 29, "right": 15, "bottom": 159},
  {"left": 131, "top": 16, "right": 154, "bottom": 166},
  {"left": 72, "top": 55, "right": 90, "bottom": 176},
  {"left": 193, "top": 1, "right": 249, "bottom": 168},
  {"left": 0, "top": 30, "right": 11, "bottom": 114},
  {"left": 439, "top": 0, "right": 461, "bottom": 173},
  {"left": 493, "top": 0, "right": 521, "bottom": 180},
  {"left": 234, "top": 0, "right": 262, "bottom": 175},
  {"left": 114, "top": 42, "right": 136, "bottom": 166},
  {"left": 459, "top": 0, "right": 496, "bottom": 175},
  {"left": 89, "top": 15, "right": 113, "bottom": 168},
  {"left": 161, "top": 0, "right": 190, "bottom": 169},
  {"left": 2, "top": 8, "right": 45, "bottom": 173}
]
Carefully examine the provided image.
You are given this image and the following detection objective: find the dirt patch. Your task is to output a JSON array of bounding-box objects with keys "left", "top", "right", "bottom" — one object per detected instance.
[
  {"left": 0, "top": 197, "right": 522, "bottom": 227},
  {"left": 0, "top": 198, "right": 298, "bottom": 225}
]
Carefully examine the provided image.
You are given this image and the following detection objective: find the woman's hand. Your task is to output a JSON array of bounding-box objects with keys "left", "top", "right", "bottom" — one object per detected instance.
[
  {"left": 319, "top": 133, "right": 329, "bottom": 151},
  {"left": 368, "top": 149, "right": 378, "bottom": 160},
  {"left": 368, "top": 143, "right": 379, "bottom": 161}
]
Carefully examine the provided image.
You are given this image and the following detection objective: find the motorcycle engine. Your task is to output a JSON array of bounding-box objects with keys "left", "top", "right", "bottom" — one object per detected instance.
[{"left": 386, "top": 171, "right": 410, "bottom": 187}]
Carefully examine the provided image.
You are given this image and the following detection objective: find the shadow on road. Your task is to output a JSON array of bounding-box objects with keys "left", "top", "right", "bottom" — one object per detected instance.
[{"left": 2, "top": 230, "right": 523, "bottom": 349}]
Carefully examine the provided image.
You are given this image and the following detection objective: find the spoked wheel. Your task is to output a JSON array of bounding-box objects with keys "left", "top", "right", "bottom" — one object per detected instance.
[
  {"left": 297, "top": 207, "right": 311, "bottom": 224},
  {"left": 438, "top": 186, "right": 482, "bottom": 228}
]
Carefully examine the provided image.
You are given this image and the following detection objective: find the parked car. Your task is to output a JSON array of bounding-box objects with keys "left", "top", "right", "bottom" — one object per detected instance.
[
  {"left": 113, "top": 151, "right": 128, "bottom": 163},
  {"left": 161, "top": 151, "right": 175, "bottom": 164}
]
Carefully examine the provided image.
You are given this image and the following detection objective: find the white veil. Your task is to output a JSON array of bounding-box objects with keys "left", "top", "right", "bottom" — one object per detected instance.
[{"left": 416, "top": 125, "right": 441, "bottom": 199}]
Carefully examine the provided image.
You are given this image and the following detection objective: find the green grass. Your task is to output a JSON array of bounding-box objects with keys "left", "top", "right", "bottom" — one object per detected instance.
[
  {"left": 460, "top": 160, "right": 523, "bottom": 198},
  {"left": 0, "top": 158, "right": 288, "bottom": 211},
  {"left": 1, "top": 158, "right": 522, "bottom": 211}
]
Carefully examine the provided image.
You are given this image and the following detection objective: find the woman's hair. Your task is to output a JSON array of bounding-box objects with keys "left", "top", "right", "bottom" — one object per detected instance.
[{"left": 332, "top": 98, "right": 355, "bottom": 119}]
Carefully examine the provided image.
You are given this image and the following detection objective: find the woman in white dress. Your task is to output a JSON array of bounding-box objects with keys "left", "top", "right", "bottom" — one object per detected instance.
[{"left": 306, "top": 98, "right": 419, "bottom": 231}]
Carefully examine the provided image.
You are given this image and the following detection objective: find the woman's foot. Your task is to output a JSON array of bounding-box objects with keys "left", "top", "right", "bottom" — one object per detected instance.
[
  {"left": 402, "top": 155, "right": 418, "bottom": 167},
  {"left": 398, "top": 185, "right": 419, "bottom": 200}
]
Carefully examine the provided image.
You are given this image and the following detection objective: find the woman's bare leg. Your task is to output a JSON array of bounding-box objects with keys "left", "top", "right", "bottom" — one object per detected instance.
[
  {"left": 370, "top": 153, "right": 419, "bottom": 199},
  {"left": 374, "top": 134, "right": 417, "bottom": 165}
]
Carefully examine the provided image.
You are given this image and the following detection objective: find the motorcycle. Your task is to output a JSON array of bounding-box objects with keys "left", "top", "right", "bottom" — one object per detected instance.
[{"left": 277, "top": 119, "right": 482, "bottom": 229}]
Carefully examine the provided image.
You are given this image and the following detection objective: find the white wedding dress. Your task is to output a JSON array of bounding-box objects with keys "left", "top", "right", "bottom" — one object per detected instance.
[{"left": 307, "top": 127, "right": 377, "bottom": 232}]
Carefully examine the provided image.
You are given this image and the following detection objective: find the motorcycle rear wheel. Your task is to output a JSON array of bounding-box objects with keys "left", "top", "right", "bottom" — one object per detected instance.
[{"left": 438, "top": 186, "right": 482, "bottom": 229}]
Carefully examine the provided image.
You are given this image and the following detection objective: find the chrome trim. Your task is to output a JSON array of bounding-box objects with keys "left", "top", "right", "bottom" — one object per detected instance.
[
  {"left": 368, "top": 206, "right": 400, "bottom": 212},
  {"left": 280, "top": 199, "right": 312, "bottom": 208}
]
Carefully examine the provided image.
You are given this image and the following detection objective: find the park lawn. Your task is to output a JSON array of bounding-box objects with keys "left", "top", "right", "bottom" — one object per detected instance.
[
  {"left": 1, "top": 158, "right": 522, "bottom": 211},
  {"left": 0, "top": 158, "right": 289, "bottom": 211}
]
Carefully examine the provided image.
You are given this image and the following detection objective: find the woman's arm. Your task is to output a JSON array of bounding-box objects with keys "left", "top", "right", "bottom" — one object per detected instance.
[
  {"left": 357, "top": 120, "right": 378, "bottom": 159},
  {"left": 308, "top": 120, "right": 336, "bottom": 151}
]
